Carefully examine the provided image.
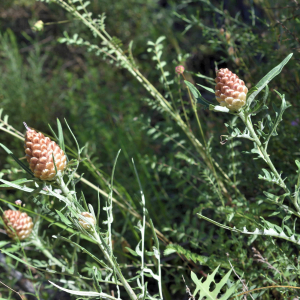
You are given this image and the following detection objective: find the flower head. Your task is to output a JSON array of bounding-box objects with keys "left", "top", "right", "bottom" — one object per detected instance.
[
  {"left": 15, "top": 200, "right": 22, "bottom": 206},
  {"left": 215, "top": 68, "right": 248, "bottom": 111},
  {"left": 24, "top": 123, "right": 67, "bottom": 180},
  {"left": 175, "top": 65, "right": 185, "bottom": 75},
  {"left": 3, "top": 210, "right": 34, "bottom": 240}
]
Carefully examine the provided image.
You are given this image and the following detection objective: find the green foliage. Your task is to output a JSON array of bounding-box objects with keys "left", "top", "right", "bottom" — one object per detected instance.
[
  {"left": 1, "top": 0, "right": 300, "bottom": 299},
  {"left": 191, "top": 266, "right": 238, "bottom": 300}
]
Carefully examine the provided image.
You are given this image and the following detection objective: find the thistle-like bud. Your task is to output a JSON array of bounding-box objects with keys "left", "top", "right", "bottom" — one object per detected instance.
[
  {"left": 215, "top": 68, "right": 248, "bottom": 111},
  {"left": 78, "top": 212, "right": 96, "bottom": 230},
  {"left": 3, "top": 210, "right": 34, "bottom": 240},
  {"left": 24, "top": 123, "right": 67, "bottom": 180}
]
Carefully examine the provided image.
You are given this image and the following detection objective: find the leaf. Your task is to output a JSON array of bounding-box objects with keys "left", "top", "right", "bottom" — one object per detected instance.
[
  {"left": 296, "top": 160, "right": 300, "bottom": 171},
  {"left": 48, "top": 281, "right": 115, "bottom": 298},
  {"left": 249, "top": 85, "right": 269, "bottom": 115},
  {"left": 125, "top": 247, "right": 139, "bottom": 257},
  {"left": 65, "top": 118, "right": 80, "bottom": 156},
  {"left": 191, "top": 266, "right": 238, "bottom": 299},
  {"left": 164, "top": 244, "right": 208, "bottom": 265},
  {"left": 0, "top": 144, "right": 34, "bottom": 177},
  {"left": 263, "top": 91, "right": 291, "bottom": 150},
  {"left": 57, "top": 119, "right": 65, "bottom": 152},
  {"left": 184, "top": 80, "right": 211, "bottom": 108},
  {"left": 0, "top": 241, "right": 10, "bottom": 248},
  {"left": 0, "top": 178, "right": 35, "bottom": 193},
  {"left": 156, "top": 36, "right": 166, "bottom": 44},
  {"left": 258, "top": 169, "right": 285, "bottom": 188},
  {"left": 143, "top": 268, "right": 159, "bottom": 281},
  {"left": 48, "top": 123, "right": 59, "bottom": 141},
  {"left": 0, "top": 178, "right": 32, "bottom": 188},
  {"left": 247, "top": 53, "right": 293, "bottom": 106},
  {"left": 184, "top": 80, "right": 199, "bottom": 98},
  {"left": 52, "top": 235, "right": 109, "bottom": 269},
  {"left": 56, "top": 210, "right": 72, "bottom": 226},
  {"left": 196, "top": 83, "right": 214, "bottom": 94},
  {"left": 197, "top": 213, "right": 300, "bottom": 246}
]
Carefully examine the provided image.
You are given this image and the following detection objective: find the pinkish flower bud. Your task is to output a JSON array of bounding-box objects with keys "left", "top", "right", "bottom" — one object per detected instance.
[
  {"left": 15, "top": 200, "right": 22, "bottom": 206},
  {"left": 175, "top": 65, "right": 185, "bottom": 74}
]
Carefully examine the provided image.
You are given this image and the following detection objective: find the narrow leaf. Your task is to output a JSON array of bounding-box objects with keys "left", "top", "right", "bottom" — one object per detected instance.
[{"left": 247, "top": 53, "right": 293, "bottom": 106}]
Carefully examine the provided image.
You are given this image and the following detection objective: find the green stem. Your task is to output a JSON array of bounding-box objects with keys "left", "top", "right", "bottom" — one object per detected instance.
[
  {"left": 55, "top": 173, "right": 138, "bottom": 300},
  {"left": 182, "top": 76, "right": 225, "bottom": 204},
  {"left": 239, "top": 111, "right": 298, "bottom": 212},
  {"left": 32, "top": 238, "right": 71, "bottom": 272},
  {"left": 177, "top": 76, "right": 191, "bottom": 130},
  {"left": 55, "top": 173, "right": 76, "bottom": 206},
  {"left": 93, "top": 232, "right": 138, "bottom": 300}
]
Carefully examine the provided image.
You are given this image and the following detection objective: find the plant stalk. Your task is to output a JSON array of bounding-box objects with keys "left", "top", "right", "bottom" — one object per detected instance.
[{"left": 239, "top": 111, "right": 299, "bottom": 212}]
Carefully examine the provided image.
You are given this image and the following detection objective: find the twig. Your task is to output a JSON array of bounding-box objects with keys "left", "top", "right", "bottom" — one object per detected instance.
[
  {"left": 182, "top": 275, "right": 195, "bottom": 300},
  {"left": 228, "top": 258, "right": 254, "bottom": 300},
  {"left": 252, "top": 247, "right": 288, "bottom": 283}
]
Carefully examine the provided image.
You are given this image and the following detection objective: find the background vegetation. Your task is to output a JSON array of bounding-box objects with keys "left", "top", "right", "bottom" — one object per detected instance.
[{"left": 1, "top": 0, "right": 300, "bottom": 299}]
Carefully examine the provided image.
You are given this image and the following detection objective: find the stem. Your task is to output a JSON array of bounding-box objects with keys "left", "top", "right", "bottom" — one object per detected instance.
[
  {"left": 32, "top": 238, "right": 71, "bottom": 272},
  {"left": 155, "top": 47, "right": 176, "bottom": 111},
  {"left": 132, "top": 160, "right": 146, "bottom": 295},
  {"left": 55, "top": 173, "right": 76, "bottom": 207},
  {"left": 239, "top": 112, "right": 298, "bottom": 212},
  {"left": 177, "top": 75, "right": 191, "bottom": 130},
  {"left": 55, "top": 172, "right": 138, "bottom": 300},
  {"left": 231, "top": 139, "right": 237, "bottom": 199},
  {"left": 182, "top": 73, "right": 207, "bottom": 148},
  {"left": 93, "top": 232, "right": 138, "bottom": 300},
  {"left": 181, "top": 74, "right": 225, "bottom": 203}
]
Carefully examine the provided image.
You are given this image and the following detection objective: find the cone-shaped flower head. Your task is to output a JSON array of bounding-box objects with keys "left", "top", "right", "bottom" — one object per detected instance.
[
  {"left": 24, "top": 123, "right": 67, "bottom": 180},
  {"left": 215, "top": 68, "right": 248, "bottom": 111},
  {"left": 3, "top": 210, "right": 34, "bottom": 240},
  {"left": 79, "top": 212, "right": 96, "bottom": 230}
]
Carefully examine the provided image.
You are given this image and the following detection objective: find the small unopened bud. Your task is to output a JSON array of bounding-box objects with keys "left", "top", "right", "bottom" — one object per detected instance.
[
  {"left": 228, "top": 46, "right": 234, "bottom": 56},
  {"left": 15, "top": 200, "right": 22, "bottom": 206},
  {"left": 219, "top": 28, "right": 224, "bottom": 35},
  {"left": 215, "top": 68, "right": 248, "bottom": 111},
  {"left": 3, "top": 210, "right": 34, "bottom": 240},
  {"left": 79, "top": 212, "right": 96, "bottom": 230},
  {"left": 54, "top": 189, "right": 62, "bottom": 194},
  {"left": 32, "top": 20, "right": 44, "bottom": 32},
  {"left": 175, "top": 65, "right": 185, "bottom": 74},
  {"left": 234, "top": 57, "right": 240, "bottom": 66},
  {"left": 226, "top": 32, "right": 231, "bottom": 42}
]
